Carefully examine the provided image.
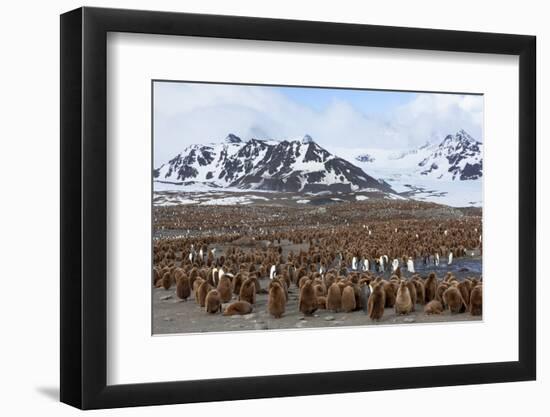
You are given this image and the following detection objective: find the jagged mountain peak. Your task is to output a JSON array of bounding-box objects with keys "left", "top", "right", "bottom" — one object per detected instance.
[
  {"left": 224, "top": 133, "right": 242, "bottom": 143},
  {"left": 154, "top": 133, "right": 396, "bottom": 194},
  {"left": 418, "top": 130, "right": 482, "bottom": 180},
  {"left": 440, "top": 129, "right": 479, "bottom": 147}
]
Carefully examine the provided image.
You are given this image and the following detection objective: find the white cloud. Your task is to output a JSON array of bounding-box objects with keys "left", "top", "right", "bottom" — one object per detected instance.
[
  {"left": 153, "top": 83, "right": 483, "bottom": 166},
  {"left": 391, "top": 93, "right": 483, "bottom": 147}
]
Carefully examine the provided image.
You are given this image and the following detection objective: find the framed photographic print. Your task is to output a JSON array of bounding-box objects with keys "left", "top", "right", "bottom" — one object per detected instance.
[{"left": 60, "top": 6, "right": 536, "bottom": 410}]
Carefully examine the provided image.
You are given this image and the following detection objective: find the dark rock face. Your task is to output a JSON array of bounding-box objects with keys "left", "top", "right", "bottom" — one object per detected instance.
[
  {"left": 155, "top": 134, "right": 396, "bottom": 194},
  {"left": 460, "top": 162, "right": 482, "bottom": 180},
  {"left": 224, "top": 133, "right": 242, "bottom": 143}
]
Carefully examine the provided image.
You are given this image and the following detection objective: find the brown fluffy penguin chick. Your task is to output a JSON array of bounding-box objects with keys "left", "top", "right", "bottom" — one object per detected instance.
[
  {"left": 223, "top": 300, "right": 253, "bottom": 316},
  {"left": 326, "top": 282, "right": 342, "bottom": 312},
  {"left": 314, "top": 284, "right": 325, "bottom": 298},
  {"left": 174, "top": 267, "right": 185, "bottom": 282},
  {"left": 161, "top": 271, "right": 172, "bottom": 290},
  {"left": 205, "top": 289, "right": 222, "bottom": 313},
  {"left": 413, "top": 279, "right": 426, "bottom": 305},
  {"left": 239, "top": 277, "right": 256, "bottom": 305},
  {"left": 232, "top": 273, "right": 244, "bottom": 296},
  {"left": 298, "top": 276, "right": 310, "bottom": 289},
  {"left": 280, "top": 272, "right": 291, "bottom": 289},
  {"left": 457, "top": 280, "right": 471, "bottom": 306},
  {"left": 469, "top": 285, "right": 483, "bottom": 316},
  {"left": 435, "top": 282, "right": 449, "bottom": 305},
  {"left": 317, "top": 296, "right": 327, "bottom": 310},
  {"left": 197, "top": 281, "right": 212, "bottom": 307},
  {"left": 425, "top": 272, "right": 437, "bottom": 302},
  {"left": 269, "top": 278, "right": 288, "bottom": 302},
  {"left": 383, "top": 281, "right": 396, "bottom": 308},
  {"left": 193, "top": 278, "right": 205, "bottom": 303},
  {"left": 267, "top": 281, "right": 286, "bottom": 318},
  {"left": 424, "top": 300, "right": 444, "bottom": 315},
  {"left": 153, "top": 268, "right": 160, "bottom": 286},
  {"left": 442, "top": 287, "right": 466, "bottom": 313},
  {"left": 368, "top": 284, "right": 386, "bottom": 321},
  {"left": 351, "top": 284, "right": 362, "bottom": 311},
  {"left": 324, "top": 274, "right": 336, "bottom": 289},
  {"left": 176, "top": 274, "right": 191, "bottom": 301},
  {"left": 395, "top": 281, "right": 413, "bottom": 315},
  {"left": 217, "top": 275, "right": 233, "bottom": 303},
  {"left": 406, "top": 280, "right": 417, "bottom": 311},
  {"left": 341, "top": 286, "right": 356, "bottom": 312},
  {"left": 299, "top": 280, "right": 318, "bottom": 315}
]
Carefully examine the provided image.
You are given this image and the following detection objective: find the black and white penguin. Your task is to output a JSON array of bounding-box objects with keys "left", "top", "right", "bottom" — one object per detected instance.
[
  {"left": 392, "top": 258, "right": 399, "bottom": 273},
  {"left": 407, "top": 257, "right": 415, "bottom": 273}
]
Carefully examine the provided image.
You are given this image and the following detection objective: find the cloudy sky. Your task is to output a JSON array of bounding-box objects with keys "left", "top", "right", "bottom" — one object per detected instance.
[{"left": 153, "top": 81, "right": 483, "bottom": 166}]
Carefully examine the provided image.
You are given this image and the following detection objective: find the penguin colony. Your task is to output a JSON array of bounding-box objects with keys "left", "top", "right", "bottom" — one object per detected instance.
[
  {"left": 154, "top": 246, "right": 482, "bottom": 323},
  {"left": 153, "top": 199, "right": 482, "bottom": 326}
]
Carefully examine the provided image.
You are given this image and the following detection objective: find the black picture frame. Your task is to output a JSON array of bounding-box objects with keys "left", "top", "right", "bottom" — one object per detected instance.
[{"left": 60, "top": 6, "right": 536, "bottom": 410}]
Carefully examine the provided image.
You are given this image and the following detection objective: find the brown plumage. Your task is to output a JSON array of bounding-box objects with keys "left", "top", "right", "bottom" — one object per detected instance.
[
  {"left": 314, "top": 284, "right": 326, "bottom": 297},
  {"left": 442, "top": 286, "right": 466, "bottom": 313},
  {"left": 413, "top": 279, "right": 425, "bottom": 304},
  {"left": 341, "top": 286, "right": 356, "bottom": 312},
  {"left": 269, "top": 278, "right": 288, "bottom": 302},
  {"left": 406, "top": 280, "right": 417, "bottom": 311},
  {"left": 469, "top": 285, "right": 482, "bottom": 316},
  {"left": 326, "top": 282, "right": 342, "bottom": 312},
  {"left": 457, "top": 280, "right": 471, "bottom": 306},
  {"left": 425, "top": 272, "right": 437, "bottom": 302},
  {"left": 351, "top": 284, "right": 362, "bottom": 311},
  {"left": 298, "top": 276, "right": 310, "bottom": 289},
  {"left": 424, "top": 300, "right": 444, "bottom": 314},
  {"left": 395, "top": 281, "right": 413, "bottom": 315},
  {"left": 197, "top": 280, "right": 212, "bottom": 307},
  {"left": 383, "top": 281, "right": 396, "bottom": 308},
  {"left": 152, "top": 268, "right": 160, "bottom": 286},
  {"left": 217, "top": 275, "right": 233, "bottom": 303},
  {"left": 192, "top": 278, "right": 204, "bottom": 303},
  {"left": 223, "top": 301, "right": 253, "bottom": 316},
  {"left": 435, "top": 282, "right": 449, "bottom": 305},
  {"left": 299, "top": 280, "right": 318, "bottom": 315},
  {"left": 176, "top": 274, "right": 191, "bottom": 301},
  {"left": 239, "top": 277, "right": 256, "bottom": 305},
  {"left": 205, "top": 289, "right": 222, "bottom": 313},
  {"left": 368, "top": 283, "right": 386, "bottom": 320},
  {"left": 232, "top": 273, "right": 244, "bottom": 296},
  {"left": 267, "top": 281, "right": 286, "bottom": 318},
  {"left": 161, "top": 271, "right": 172, "bottom": 290}
]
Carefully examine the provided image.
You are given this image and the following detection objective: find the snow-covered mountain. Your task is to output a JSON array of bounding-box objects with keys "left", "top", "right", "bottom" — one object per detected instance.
[
  {"left": 330, "top": 129, "right": 483, "bottom": 207},
  {"left": 154, "top": 134, "right": 396, "bottom": 194},
  {"left": 417, "top": 130, "right": 482, "bottom": 180}
]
